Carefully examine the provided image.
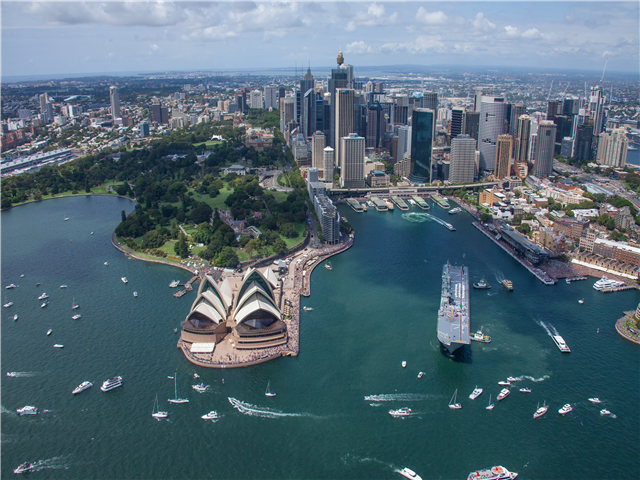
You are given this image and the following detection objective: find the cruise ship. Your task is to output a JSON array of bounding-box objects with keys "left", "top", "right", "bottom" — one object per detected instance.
[
  {"left": 100, "top": 376, "right": 123, "bottom": 392},
  {"left": 593, "top": 276, "right": 625, "bottom": 291},
  {"left": 437, "top": 263, "right": 470, "bottom": 354}
]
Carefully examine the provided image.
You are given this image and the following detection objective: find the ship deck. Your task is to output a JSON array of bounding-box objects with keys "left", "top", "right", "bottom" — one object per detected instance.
[{"left": 437, "top": 264, "right": 470, "bottom": 348}]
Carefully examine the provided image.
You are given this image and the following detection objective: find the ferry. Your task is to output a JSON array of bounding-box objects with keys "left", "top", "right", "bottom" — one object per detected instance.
[
  {"left": 501, "top": 279, "right": 513, "bottom": 291},
  {"left": 101, "top": 376, "right": 123, "bottom": 392},
  {"left": 4, "top": 302, "right": 13, "bottom": 308},
  {"left": 552, "top": 335, "right": 571, "bottom": 353},
  {"left": 443, "top": 221, "right": 456, "bottom": 231},
  {"left": 121, "top": 277, "right": 128, "bottom": 284},
  {"left": 469, "top": 386, "right": 483, "bottom": 400},
  {"left": 72, "top": 381, "right": 93, "bottom": 394},
  {"left": 593, "top": 276, "right": 625, "bottom": 291},
  {"left": 470, "top": 329, "right": 491, "bottom": 343},
  {"left": 467, "top": 465, "right": 518, "bottom": 480},
  {"left": 17, "top": 406, "right": 38, "bottom": 415},
  {"left": 397, "top": 467, "right": 423, "bottom": 480},
  {"left": 473, "top": 277, "right": 491, "bottom": 289},
  {"left": 448, "top": 207, "right": 462, "bottom": 214},
  {"left": 13, "top": 462, "right": 34, "bottom": 475},
  {"left": 37, "top": 293, "right": 49, "bottom": 300},
  {"left": 533, "top": 401, "right": 549, "bottom": 418},
  {"left": 389, "top": 407, "right": 412, "bottom": 417},
  {"left": 384, "top": 199, "right": 395, "bottom": 210},
  {"left": 558, "top": 404, "right": 572, "bottom": 415},
  {"left": 497, "top": 388, "right": 510, "bottom": 401},
  {"left": 201, "top": 411, "right": 220, "bottom": 420}
]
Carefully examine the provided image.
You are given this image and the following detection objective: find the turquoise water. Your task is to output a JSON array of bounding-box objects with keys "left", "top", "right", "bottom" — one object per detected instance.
[{"left": 2, "top": 195, "right": 639, "bottom": 479}]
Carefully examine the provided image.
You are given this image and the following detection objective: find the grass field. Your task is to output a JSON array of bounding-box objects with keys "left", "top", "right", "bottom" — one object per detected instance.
[
  {"left": 193, "top": 141, "right": 222, "bottom": 149},
  {"left": 201, "top": 187, "right": 234, "bottom": 211}
]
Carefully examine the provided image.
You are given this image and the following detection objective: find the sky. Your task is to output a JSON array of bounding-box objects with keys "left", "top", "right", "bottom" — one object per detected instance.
[{"left": 2, "top": 1, "right": 639, "bottom": 79}]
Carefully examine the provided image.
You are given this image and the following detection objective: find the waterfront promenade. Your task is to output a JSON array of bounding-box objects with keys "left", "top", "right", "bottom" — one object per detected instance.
[{"left": 616, "top": 311, "right": 640, "bottom": 345}]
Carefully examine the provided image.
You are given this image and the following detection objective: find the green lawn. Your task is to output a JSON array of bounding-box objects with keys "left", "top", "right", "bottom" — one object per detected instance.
[
  {"left": 193, "top": 141, "right": 222, "bottom": 149},
  {"left": 270, "top": 191, "right": 290, "bottom": 203},
  {"left": 283, "top": 223, "right": 306, "bottom": 248},
  {"left": 201, "top": 187, "right": 234, "bottom": 211}
]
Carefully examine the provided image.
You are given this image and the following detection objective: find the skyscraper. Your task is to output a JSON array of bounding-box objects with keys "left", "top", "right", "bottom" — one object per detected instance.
[
  {"left": 451, "top": 108, "right": 465, "bottom": 139},
  {"left": 109, "top": 86, "right": 121, "bottom": 119},
  {"left": 464, "top": 112, "right": 479, "bottom": 142},
  {"left": 509, "top": 103, "right": 526, "bottom": 138},
  {"left": 478, "top": 97, "right": 508, "bottom": 171},
  {"left": 250, "top": 90, "right": 263, "bottom": 109},
  {"left": 409, "top": 108, "right": 435, "bottom": 183},
  {"left": 323, "top": 146, "right": 334, "bottom": 182},
  {"left": 39, "top": 93, "right": 48, "bottom": 112},
  {"left": 596, "top": 128, "right": 628, "bottom": 168},
  {"left": 264, "top": 86, "right": 278, "bottom": 109},
  {"left": 395, "top": 125, "right": 411, "bottom": 162},
  {"left": 514, "top": 114, "right": 531, "bottom": 165},
  {"left": 533, "top": 121, "right": 557, "bottom": 177},
  {"left": 423, "top": 92, "right": 438, "bottom": 112},
  {"left": 340, "top": 133, "right": 365, "bottom": 188},
  {"left": 546, "top": 100, "right": 559, "bottom": 121},
  {"left": 494, "top": 135, "right": 513, "bottom": 179},
  {"left": 573, "top": 123, "right": 593, "bottom": 162},
  {"left": 311, "top": 131, "right": 325, "bottom": 171},
  {"left": 449, "top": 135, "right": 476, "bottom": 184},
  {"left": 328, "top": 51, "right": 352, "bottom": 148},
  {"left": 334, "top": 88, "right": 354, "bottom": 167}
]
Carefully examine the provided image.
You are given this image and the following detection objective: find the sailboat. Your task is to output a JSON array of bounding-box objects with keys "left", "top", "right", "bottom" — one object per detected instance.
[
  {"left": 167, "top": 373, "right": 189, "bottom": 404},
  {"left": 265, "top": 380, "right": 276, "bottom": 397},
  {"left": 486, "top": 394, "right": 495, "bottom": 410},
  {"left": 71, "top": 297, "right": 79, "bottom": 310},
  {"left": 152, "top": 394, "right": 168, "bottom": 420},
  {"left": 448, "top": 389, "right": 462, "bottom": 409},
  {"left": 173, "top": 319, "right": 178, "bottom": 333},
  {"left": 64, "top": 212, "right": 69, "bottom": 221}
]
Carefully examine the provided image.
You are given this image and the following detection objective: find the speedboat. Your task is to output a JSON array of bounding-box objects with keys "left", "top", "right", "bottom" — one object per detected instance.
[
  {"left": 507, "top": 377, "right": 518, "bottom": 382},
  {"left": 72, "top": 381, "right": 93, "bottom": 394},
  {"left": 519, "top": 387, "right": 531, "bottom": 393},
  {"left": 402, "top": 361, "right": 407, "bottom": 368},
  {"left": 193, "top": 373, "right": 200, "bottom": 378},
  {"left": 533, "top": 401, "right": 548, "bottom": 418},
  {"left": 588, "top": 398, "right": 602, "bottom": 404},
  {"left": 53, "top": 344, "right": 64, "bottom": 348},
  {"left": 121, "top": 277, "right": 128, "bottom": 284},
  {"left": 133, "top": 291, "right": 138, "bottom": 297},
  {"left": 600, "top": 409, "right": 611, "bottom": 416},
  {"left": 60, "top": 284, "right": 67, "bottom": 288},
  {"left": 498, "top": 380, "right": 510, "bottom": 386},
  {"left": 41, "top": 300, "right": 48, "bottom": 308},
  {"left": 303, "top": 306, "right": 313, "bottom": 311},
  {"left": 389, "top": 407, "right": 412, "bottom": 417},
  {"left": 6, "top": 284, "right": 17, "bottom": 289},
  {"left": 47, "top": 329, "right": 52, "bottom": 336},
  {"left": 466, "top": 465, "right": 518, "bottom": 480},
  {"left": 469, "top": 386, "right": 483, "bottom": 400},
  {"left": 192, "top": 383, "right": 208, "bottom": 393},
  {"left": 578, "top": 299, "right": 584, "bottom": 304},
  {"left": 417, "top": 372, "right": 424, "bottom": 379},
  {"left": 101, "top": 376, "right": 123, "bottom": 392},
  {"left": 397, "top": 467, "right": 423, "bottom": 480},
  {"left": 497, "top": 388, "right": 510, "bottom": 401},
  {"left": 17, "top": 405, "right": 38, "bottom": 415},
  {"left": 558, "top": 404, "right": 572, "bottom": 415},
  {"left": 37, "top": 293, "right": 49, "bottom": 300},
  {"left": 72, "top": 314, "right": 82, "bottom": 320},
  {"left": 13, "top": 462, "right": 34, "bottom": 475},
  {"left": 3, "top": 302, "right": 13, "bottom": 308},
  {"left": 104, "top": 262, "right": 109, "bottom": 266},
  {"left": 13, "top": 314, "right": 18, "bottom": 321},
  {"left": 201, "top": 411, "right": 220, "bottom": 420},
  {"left": 7, "top": 372, "right": 18, "bottom": 377},
  {"left": 20, "top": 274, "right": 25, "bottom": 278},
  {"left": 448, "top": 207, "right": 462, "bottom": 214}
]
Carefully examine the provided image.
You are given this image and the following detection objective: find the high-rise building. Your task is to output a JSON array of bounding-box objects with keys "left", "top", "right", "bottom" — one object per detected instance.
[
  {"left": 395, "top": 125, "right": 411, "bottom": 162},
  {"left": 514, "top": 114, "right": 531, "bottom": 165},
  {"left": 327, "top": 51, "right": 352, "bottom": 148},
  {"left": 494, "top": 135, "right": 513, "bottom": 179},
  {"left": 250, "top": 90, "right": 263, "bottom": 109},
  {"left": 465, "top": 112, "right": 479, "bottom": 143},
  {"left": 279, "top": 97, "right": 295, "bottom": 132},
  {"left": 311, "top": 132, "right": 325, "bottom": 171},
  {"left": 109, "top": 86, "right": 121, "bottom": 120},
  {"left": 449, "top": 135, "right": 476, "bottom": 184},
  {"left": 423, "top": 92, "right": 438, "bottom": 112},
  {"left": 308, "top": 167, "right": 319, "bottom": 183},
  {"left": 139, "top": 121, "right": 150, "bottom": 137},
  {"left": 39, "top": 93, "right": 48, "bottom": 112},
  {"left": 409, "top": 108, "right": 435, "bottom": 183},
  {"left": 509, "top": 103, "right": 526, "bottom": 138},
  {"left": 334, "top": 88, "right": 354, "bottom": 166},
  {"left": 323, "top": 146, "right": 334, "bottom": 182},
  {"left": 596, "top": 128, "right": 628, "bottom": 168},
  {"left": 302, "top": 89, "right": 317, "bottom": 139},
  {"left": 533, "top": 121, "right": 556, "bottom": 177},
  {"left": 340, "top": 133, "right": 365, "bottom": 188},
  {"left": 546, "top": 100, "right": 559, "bottom": 121},
  {"left": 573, "top": 123, "right": 593, "bottom": 162},
  {"left": 478, "top": 97, "right": 508, "bottom": 171},
  {"left": 45, "top": 102, "right": 54, "bottom": 123},
  {"left": 451, "top": 108, "right": 465, "bottom": 139},
  {"left": 264, "top": 86, "right": 278, "bottom": 109}
]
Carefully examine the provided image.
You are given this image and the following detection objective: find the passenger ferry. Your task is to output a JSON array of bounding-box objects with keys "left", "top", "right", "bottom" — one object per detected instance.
[
  {"left": 467, "top": 465, "right": 518, "bottom": 480},
  {"left": 389, "top": 407, "right": 412, "bottom": 417},
  {"left": 16, "top": 406, "right": 38, "bottom": 415},
  {"left": 552, "top": 335, "right": 571, "bottom": 352},
  {"left": 100, "top": 376, "right": 123, "bottom": 392},
  {"left": 593, "top": 276, "right": 625, "bottom": 291},
  {"left": 72, "top": 381, "right": 93, "bottom": 394},
  {"left": 501, "top": 279, "right": 513, "bottom": 291}
]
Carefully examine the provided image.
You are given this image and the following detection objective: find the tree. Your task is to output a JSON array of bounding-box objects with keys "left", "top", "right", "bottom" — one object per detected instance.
[
  {"left": 480, "top": 213, "right": 493, "bottom": 223},
  {"left": 174, "top": 233, "right": 189, "bottom": 258},
  {"left": 190, "top": 202, "right": 213, "bottom": 224},
  {"left": 245, "top": 238, "right": 259, "bottom": 257},
  {"left": 141, "top": 230, "right": 166, "bottom": 249},
  {"left": 214, "top": 246, "right": 239, "bottom": 268},
  {"left": 279, "top": 222, "right": 298, "bottom": 238},
  {"left": 121, "top": 210, "right": 127, "bottom": 223},
  {"left": 273, "top": 238, "right": 287, "bottom": 255}
]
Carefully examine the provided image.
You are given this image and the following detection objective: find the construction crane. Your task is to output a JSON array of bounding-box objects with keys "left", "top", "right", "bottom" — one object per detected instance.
[
  {"left": 547, "top": 79, "right": 554, "bottom": 101},
  {"left": 600, "top": 57, "right": 609, "bottom": 85}
]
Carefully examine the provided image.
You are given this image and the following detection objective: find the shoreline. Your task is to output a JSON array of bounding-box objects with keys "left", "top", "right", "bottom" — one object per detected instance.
[
  {"left": 2, "top": 191, "right": 138, "bottom": 210},
  {"left": 615, "top": 312, "right": 640, "bottom": 345}
]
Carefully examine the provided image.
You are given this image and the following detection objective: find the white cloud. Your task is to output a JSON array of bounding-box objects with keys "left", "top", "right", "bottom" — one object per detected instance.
[
  {"left": 472, "top": 13, "right": 496, "bottom": 32},
  {"left": 504, "top": 25, "right": 520, "bottom": 37},
  {"left": 522, "top": 28, "right": 541, "bottom": 39},
  {"left": 415, "top": 8, "right": 447, "bottom": 26},
  {"left": 345, "top": 41, "right": 373, "bottom": 54},
  {"left": 151, "top": 44, "right": 160, "bottom": 51},
  {"left": 346, "top": 3, "right": 398, "bottom": 31}
]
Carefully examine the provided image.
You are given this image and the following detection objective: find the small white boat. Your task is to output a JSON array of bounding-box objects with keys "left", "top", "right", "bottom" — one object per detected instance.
[
  {"left": 71, "top": 298, "right": 79, "bottom": 310},
  {"left": 402, "top": 361, "right": 407, "bottom": 368},
  {"left": 497, "top": 388, "right": 510, "bottom": 401},
  {"left": 578, "top": 299, "right": 584, "bottom": 304},
  {"left": 194, "top": 373, "right": 200, "bottom": 378},
  {"left": 469, "top": 386, "right": 483, "bottom": 400},
  {"left": 533, "top": 401, "right": 548, "bottom": 418},
  {"left": 600, "top": 409, "right": 611, "bottom": 416},
  {"left": 152, "top": 394, "right": 168, "bottom": 420},
  {"left": 90, "top": 232, "right": 93, "bottom": 235},
  {"left": 41, "top": 300, "right": 48, "bottom": 308},
  {"left": 6, "top": 372, "right": 18, "bottom": 377},
  {"left": 133, "top": 291, "right": 138, "bottom": 298},
  {"left": 449, "top": 389, "right": 462, "bottom": 409},
  {"left": 72, "top": 381, "right": 93, "bottom": 394},
  {"left": 303, "top": 306, "right": 313, "bottom": 311},
  {"left": 588, "top": 398, "right": 602, "bottom": 404},
  {"left": 13, "top": 314, "right": 18, "bottom": 321},
  {"left": 3, "top": 302, "right": 13, "bottom": 308},
  {"left": 192, "top": 383, "right": 208, "bottom": 393},
  {"left": 506, "top": 376, "right": 518, "bottom": 382},
  {"left": 6, "top": 284, "right": 17, "bottom": 289},
  {"left": 167, "top": 376, "right": 174, "bottom": 380},
  {"left": 201, "top": 411, "right": 219, "bottom": 420},
  {"left": 46, "top": 329, "right": 52, "bottom": 336},
  {"left": 104, "top": 262, "right": 109, "bottom": 266},
  {"left": 325, "top": 261, "right": 333, "bottom": 271},
  {"left": 498, "top": 380, "right": 510, "bottom": 386},
  {"left": 448, "top": 207, "right": 462, "bottom": 214},
  {"left": 397, "top": 467, "right": 422, "bottom": 480},
  {"left": 265, "top": 380, "right": 276, "bottom": 397},
  {"left": 20, "top": 274, "right": 25, "bottom": 278},
  {"left": 60, "top": 284, "right": 67, "bottom": 288},
  {"left": 37, "top": 293, "right": 49, "bottom": 300},
  {"left": 389, "top": 407, "right": 412, "bottom": 417},
  {"left": 13, "top": 462, "right": 34, "bottom": 474},
  {"left": 466, "top": 466, "right": 518, "bottom": 480},
  {"left": 72, "top": 314, "right": 81, "bottom": 320},
  {"left": 121, "top": 277, "right": 128, "bottom": 284},
  {"left": 417, "top": 372, "right": 424, "bottom": 379},
  {"left": 485, "top": 394, "right": 495, "bottom": 410},
  {"left": 519, "top": 387, "right": 531, "bottom": 393},
  {"left": 558, "top": 404, "right": 572, "bottom": 415},
  {"left": 17, "top": 406, "right": 38, "bottom": 415},
  {"left": 53, "top": 344, "right": 64, "bottom": 348}
]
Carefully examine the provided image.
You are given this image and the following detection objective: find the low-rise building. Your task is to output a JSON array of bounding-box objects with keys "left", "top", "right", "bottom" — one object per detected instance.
[{"left": 366, "top": 170, "right": 390, "bottom": 187}]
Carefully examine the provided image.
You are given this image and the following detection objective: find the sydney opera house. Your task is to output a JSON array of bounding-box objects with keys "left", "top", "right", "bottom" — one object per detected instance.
[{"left": 179, "top": 267, "right": 287, "bottom": 364}]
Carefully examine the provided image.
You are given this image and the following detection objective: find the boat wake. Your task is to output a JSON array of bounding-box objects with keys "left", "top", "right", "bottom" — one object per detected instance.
[
  {"left": 29, "top": 456, "right": 70, "bottom": 472},
  {"left": 228, "top": 397, "right": 308, "bottom": 419},
  {"left": 401, "top": 212, "right": 433, "bottom": 223},
  {"left": 512, "top": 375, "right": 551, "bottom": 382},
  {"left": 364, "top": 393, "right": 432, "bottom": 402},
  {"left": 5, "top": 371, "right": 36, "bottom": 378},
  {"left": 535, "top": 319, "right": 559, "bottom": 337},
  {"left": 494, "top": 270, "right": 506, "bottom": 283},
  {"left": 1, "top": 405, "right": 14, "bottom": 415},
  {"left": 340, "top": 453, "right": 396, "bottom": 471}
]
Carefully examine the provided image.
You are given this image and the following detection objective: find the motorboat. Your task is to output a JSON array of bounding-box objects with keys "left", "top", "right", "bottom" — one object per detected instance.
[
  {"left": 497, "top": 388, "right": 510, "bottom": 401},
  {"left": 60, "top": 284, "right": 67, "bottom": 288},
  {"left": 101, "top": 376, "right": 123, "bottom": 392},
  {"left": 6, "top": 284, "right": 17, "bottom": 289},
  {"left": 104, "top": 262, "right": 109, "bottom": 266},
  {"left": 389, "top": 407, "right": 412, "bottom": 417},
  {"left": 17, "top": 406, "right": 38, "bottom": 415},
  {"left": 578, "top": 299, "right": 584, "bottom": 304},
  {"left": 558, "top": 404, "right": 572, "bottom": 415},
  {"left": 41, "top": 300, "right": 48, "bottom": 308},
  {"left": 471, "top": 329, "right": 491, "bottom": 343},
  {"left": 402, "top": 361, "right": 407, "bottom": 368},
  {"left": 533, "top": 401, "right": 548, "bottom": 419},
  {"left": 417, "top": 372, "right": 425, "bottom": 379},
  {"left": 397, "top": 467, "right": 423, "bottom": 480},
  {"left": 593, "top": 276, "right": 625, "bottom": 291},
  {"left": 133, "top": 291, "right": 138, "bottom": 298},
  {"left": 448, "top": 207, "right": 462, "bottom": 214},
  {"left": 325, "top": 261, "right": 333, "bottom": 270},
  {"left": 507, "top": 377, "right": 518, "bottom": 382},
  {"left": 192, "top": 382, "right": 208, "bottom": 393},
  {"left": 37, "top": 293, "right": 49, "bottom": 300},
  {"left": 600, "top": 409, "right": 611, "bottom": 416},
  {"left": 46, "top": 329, "right": 52, "bottom": 336},
  {"left": 519, "top": 387, "right": 531, "bottom": 393},
  {"left": 193, "top": 373, "right": 200, "bottom": 378},
  {"left": 588, "top": 398, "right": 602, "bottom": 404},
  {"left": 20, "top": 274, "right": 25, "bottom": 278},
  {"left": 303, "top": 306, "right": 313, "bottom": 311},
  {"left": 449, "top": 389, "right": 462, "bottom": 409},
  {"left": 473, "top": 277, "right": 491, "bottom": 289},
  {"left": 72, "top": 381, "right": 93, "bottom": 394},
  {"left": 6, "top": 372, "right": 18, "bottom": 377},
  {"left": 13, "top": 462, "right": 34, "bottom": 475},
  {"left": 36, "top": 283, "right": 41, "bottom": 286},
  {"left": 72, "top": 314, "right": 82, "bottom": 320},
  {"left": 13, "top": 314, "right": 18, "bottom": 321},
  {"left": 53, "top": 344, "right": 64, "bottom": 348},
  {"left": 201, "top": 411, "right": 220, "bottom": 420},
  {"left": 466, "top": 465, "right": 518, "bottom": 480},
  {"left": 3, "top": 302, "right": 13, "bottom": 308},
  {"left": 498, "top": 380, "right": 511, "bottom": 386},
  {"left": 469, "top": 386, "right": 483, "bottom": 400},
  {"left": 121, "top": 277, "right": 128, "bottom": 284}
]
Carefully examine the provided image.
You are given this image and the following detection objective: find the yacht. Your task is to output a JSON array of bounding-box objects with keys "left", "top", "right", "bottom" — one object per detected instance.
[
  {"left": 6, "top": 284, "right": 17, "bottom": 289},
  {"left": 600, "top": 409, "right": 611, "bottom": 416},
  {"left": 168, "top": 374, "right": 189, "bottom": 403},
  {"left": 486, "top": 394, "right": 495, "bottom": 410},
  {"left": 60, "top": 284, "right": 67, "bottom": 288},
  {"left": 389, "top": 407, "right": 412, "bottom": 417},
  {"left": 4, "top": 302, "right": 13, "bottom": 308},
  {"left": 397, "top": 467, "right": 423, "bottom": 480},
  {"left": 41, "top": 300, "right": 48, "bottom": 308},
  {"left": 498, "top": 380, "right": 511, "bottom": 386},
  {"left": 593, "top": 276, "right": 625, "bottom": 291},
  {"left": 448, "top": 207, "right": 462, "bottom": 214},
  {"left": 417, "top": 372, "right": 425, "bottom": 379},
  {"left": 497, "top": 388, "right": 510, "bottom": 401},
  {"left": 519, "top": 387, "right": 531, "bottom": 393},
  {"left": 201, "top": 411, "right": 220, "bottom": 420},
  {"left": 449, "top": 389, "right": 462, "bottom": 409},
  {"left": 466, "top": 465, "right": 518, "bottom": 480},
  {"left": 533, "top": 401, "right": 549, "bottom": 418},
  {"left": 13, "top": 462, "right": 34, "bottom": 475},
  {"left": 192, "top": 382, "right": 208, "bottom": 393},
  {"left": 37, "top": 293, "right": 49, "bottom": 300},
  {"left": 469, "top": 386, "right": 483, "bottom": 400},
  {"left": 72, "top": 381, "right": 93, "bottom": 394},
  {"left": 303, "top": 306, "right": 313, "bottom": 311},
  {"left": 47, "top": 329, "right": 52, "bottom": 336},
  {"left": 325, "top": 261, "right": 333, "bottom": 271},
  {"left": 152, "top": 394, "right": 168, "bottom": 420},
  {"left": 402, "top": 361, "right": 407, "bottom": 368},
  {"left": 121, "top": 277, "right": 128, "bottom": 284},
  {"left": 588, "top": 398, "right": 602, "bottom": 404},
  {"left": 17, "top": 405, "right": 38, "bottom": 415},
  {"left": 100, "top": 376, "right": 123, "bottom": 392},
  {"left": 104, "top": 262, "right": 109, "bottom": 266},
  {"left": 507, "top": 377, "right": 518, "bottom": 382},
  {"left": 53, "top": 344, "right": 64, "bottom": 348},
  {"left": 473, "top": 277, "right": 491, "bottom": 289},
  {"left": 72, "top": 314, "right": 82, "bottom": 320},
  {"left": 133, "top": 291, "right": 138, "bottom": 298},
  {"left": 558, "top": 404, "right": 572, "bottom": 415}
]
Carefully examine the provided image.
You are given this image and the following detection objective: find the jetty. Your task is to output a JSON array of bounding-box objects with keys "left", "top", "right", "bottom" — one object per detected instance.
[
  {"left": 173, "top": 275, "right": 200, "bottom": 297},
  {"left": 411, "top": 195, "right": 430, "bottom": 210},
  {"left": 370, "top": 196, "right": 388, "bottom": 211},
  {"left": 565, "top": 276, "right": 587, "bottom": 284},
  {"left": 391, "top": 196, "right": 409, "bottom": 210},
  {"left": 346, "top": 198, "right": 364, "bottom": 212},
  {"left": 598, "top": 284, "right": 637, "bottom": 293},
  {"left": 431, "top": 194, "right": 450, "bottom": 209}
]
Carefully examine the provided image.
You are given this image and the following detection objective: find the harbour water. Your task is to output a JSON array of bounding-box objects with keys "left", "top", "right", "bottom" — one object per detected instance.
[{"left": 2, "top": 195, "right": 639, "bottom": 479}]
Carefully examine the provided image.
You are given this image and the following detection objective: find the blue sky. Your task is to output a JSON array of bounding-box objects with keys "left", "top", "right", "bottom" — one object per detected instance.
[{"left": 2, "top": 1, "right": 639, "bottom": 78}]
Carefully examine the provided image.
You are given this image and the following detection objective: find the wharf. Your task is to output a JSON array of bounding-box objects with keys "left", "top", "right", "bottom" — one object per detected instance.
[
  {"left": 598, "top": 284, "right": 637, "bottom": 293},
  {"left": 473, "top": 222, "right": 556, "bottom": 285},
  {"left": 391, "top": 196, "right": 409, "bottom": 210},
  {"left": 431, "top": 194, "right": 450, "bottom": 209},
  {"left": 411, "top": 195, "right": 430, "bottom": 210},
  {"left": 565, "top": 276, "right": 588, "bottom": 283},
  {"left": 346, "top": 198, "right": 364, "bottom": 212},
  {"left": 173, "top": 275, "right": 200, "bottom": 297},
  {"left": 370, "top": 196, "right": 388, "bottom": 211}
]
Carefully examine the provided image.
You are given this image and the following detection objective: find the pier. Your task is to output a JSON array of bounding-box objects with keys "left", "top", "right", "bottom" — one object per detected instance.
[
  {"left": 411, "top": 195, "right": 430, "bottom": 210},
  {"left": 598, "top": 284, "right": 637, "bottom": 293},
  {"left": 370, "top": 196, "right": 388, "bottom": 211},
  {"left": 173, "top": 275, "right": 200, "bottom": 297},
  {"left": 431, "top": 194, "right": 450, "bottom": 209},
  {"left": 565, "top": 276, "right": 588, "bottom": 283},
  {"left": 346, "top": 198, "right": 364, "bottom": 212},
  {"left": 391, "top": 196, "right": 409, "bottom": 210}
]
